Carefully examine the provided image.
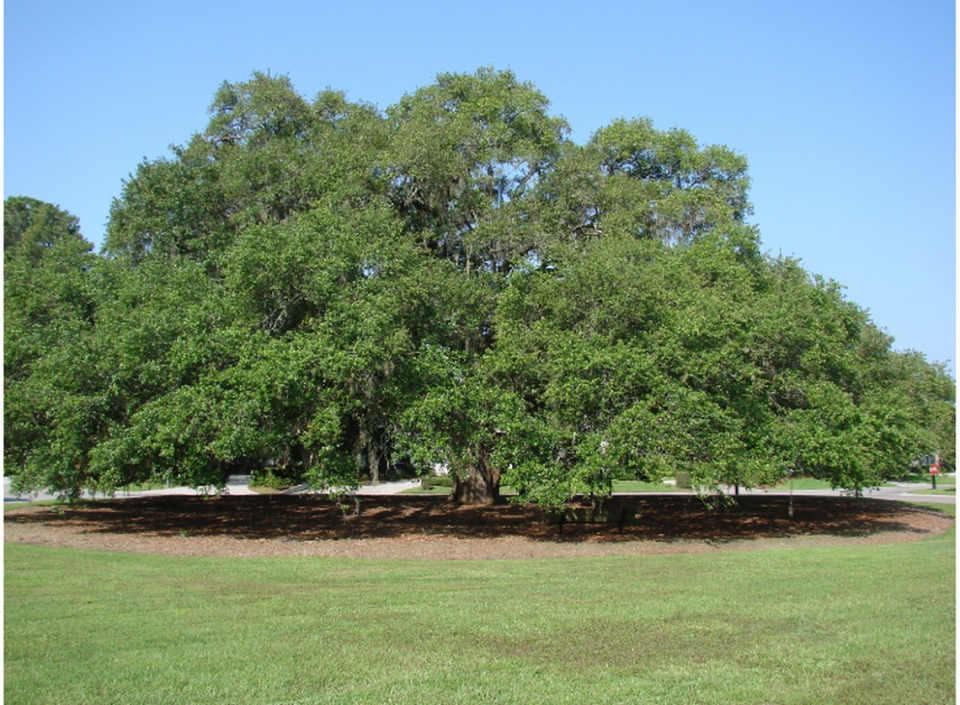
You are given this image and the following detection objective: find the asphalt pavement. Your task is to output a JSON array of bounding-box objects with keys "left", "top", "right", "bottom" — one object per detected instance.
[
  {"left": 3, "top": 477, "right": 954, "bottom": 504},
  {"left": 2, "top": 477, "right": 423, "bottom": 503},
  {"left": 728, "top": 480, "right": 956, "bottom": 504}
]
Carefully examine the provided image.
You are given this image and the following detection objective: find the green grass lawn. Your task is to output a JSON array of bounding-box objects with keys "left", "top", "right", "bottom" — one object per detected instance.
[
  {"left": 400, "top": 484, "right": 454, "bottom": 495},
  {"left": 404, "top": 480, "right": 693, "bottom": 496},
  {"left": 902, "top": 474, "right": 955, "bottom": 495},
  {"left": 763, "top": 476, "right": 837, "bottom": 491},
  {"left": 612, "top": 479, "right": 689, "bottom": 493},
  {"left": 4, "top": 504, "right": 955, "bottom": 705},
  {"left": 4, "top": 499, "right": 59, "bottom": 512},
  {"left": 896, "top": 474, "right": 955, "bottom": 485},
  {"left": 405, "top": 477, "right": 889, "bottom": 496},
  {"left": 910, "top": 486, "right": 957, "bottom": 496}
]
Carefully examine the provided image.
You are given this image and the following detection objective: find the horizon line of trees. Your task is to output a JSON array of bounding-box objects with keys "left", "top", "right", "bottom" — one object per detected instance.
[{"left": 5, "top": 68, "right": 955, "bottom": 505}]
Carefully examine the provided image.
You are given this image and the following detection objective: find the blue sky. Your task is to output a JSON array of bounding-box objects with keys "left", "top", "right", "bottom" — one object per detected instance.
[{"left": 5, "top": 0, "right": 956, "bottom": 372}]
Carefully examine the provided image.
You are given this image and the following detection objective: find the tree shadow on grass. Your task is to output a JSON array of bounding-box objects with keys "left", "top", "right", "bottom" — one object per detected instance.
[{"left": 3, "top": 494, "right": 948, "bottom": 545}]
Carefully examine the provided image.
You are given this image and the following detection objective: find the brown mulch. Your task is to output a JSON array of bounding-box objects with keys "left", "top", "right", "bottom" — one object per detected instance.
[{"left": 3, "top": 494, "right": 953, "bottom": 560}]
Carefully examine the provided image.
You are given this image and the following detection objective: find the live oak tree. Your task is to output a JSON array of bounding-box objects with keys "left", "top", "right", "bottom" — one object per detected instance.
[
  {"left": 4, "top": 68, "right": 955, "bottom": 506},
  {"left": 383, "top": 68, "right": 573, "bottom": 503},
  {"left": 387, "top": 67, "right": 568, "bottom": 277}
]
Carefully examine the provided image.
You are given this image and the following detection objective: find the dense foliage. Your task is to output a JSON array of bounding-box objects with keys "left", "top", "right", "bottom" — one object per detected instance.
[{"left": 5, "top": 69, "right": 955, "bottom": 505}]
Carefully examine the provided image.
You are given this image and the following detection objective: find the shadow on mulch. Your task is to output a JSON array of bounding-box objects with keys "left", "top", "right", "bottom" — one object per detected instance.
[{"left": 3, "top": 494, "right": 947, "bottom": 545}]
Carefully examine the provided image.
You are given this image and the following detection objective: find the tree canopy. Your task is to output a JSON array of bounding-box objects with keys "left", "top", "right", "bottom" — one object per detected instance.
[{"left": 5, "top": 69, "right": 955, "bottom": 505}]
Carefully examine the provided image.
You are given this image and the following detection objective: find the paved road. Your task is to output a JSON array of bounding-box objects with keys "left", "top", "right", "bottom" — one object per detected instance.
[
  {"left": 4, "top": 477, "right": 953, "bottom": 504},
  {"left": 729, "top": 481, "right": 956, "bottom": 505},
  {"left": 2, "top": 477, "right": 423, "bottom": 503}
]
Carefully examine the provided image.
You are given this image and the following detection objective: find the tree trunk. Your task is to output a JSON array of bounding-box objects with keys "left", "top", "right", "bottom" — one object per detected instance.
[
  {"left": 450, "top": 450, "right": 501, "bottom": 505},
  {"left": 367, "top": 440, "right": 379, "bottom": 484},
  {"left": 355, "top": 421, "right": 379, "bottom": 484}
]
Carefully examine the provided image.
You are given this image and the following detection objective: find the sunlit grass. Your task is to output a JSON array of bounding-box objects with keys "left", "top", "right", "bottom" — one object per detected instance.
[
  {"left": 402, "top": 480, "right": 690, "bottom": 496},
  {"left": 4, "top": 503, "right": 954, "bottom": 705},
  {"left": 910, "top": 486, "right": 956, "bottom": 496},
  {"left": 763, "top": 476, "right": 836, "bottom": 491},
  {"left": 899, "top": 474, "right": 955, "bottom": 485},
  {"left": 612, "top": 479, "right": 691, "bottom": 492}
]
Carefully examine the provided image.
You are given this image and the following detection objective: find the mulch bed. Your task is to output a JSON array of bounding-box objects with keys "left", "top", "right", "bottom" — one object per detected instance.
[{"left": 4, "top": 494, "right": 953, "bottom": 560}]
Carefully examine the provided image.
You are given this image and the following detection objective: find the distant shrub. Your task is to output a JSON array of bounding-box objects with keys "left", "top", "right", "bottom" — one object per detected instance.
[
  {"left": 421, "top": 474, "right": 455, "bottom": 489},
  {"left": 251, "top": 468, "right": 300, "bottom": 490}
]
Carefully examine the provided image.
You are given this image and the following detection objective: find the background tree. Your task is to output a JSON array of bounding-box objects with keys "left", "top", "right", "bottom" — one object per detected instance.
[{"left": 4, "top": 199, "right": 107, "bottom": 496}]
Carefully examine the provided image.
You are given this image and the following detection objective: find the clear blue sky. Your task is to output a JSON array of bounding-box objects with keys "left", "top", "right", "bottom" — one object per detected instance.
[{"left": 5, "top": 0, "right": 956, "bottom": 372}]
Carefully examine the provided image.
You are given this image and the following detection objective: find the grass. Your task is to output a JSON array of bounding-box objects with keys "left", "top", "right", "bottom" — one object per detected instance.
[
  {"left": 899, "top": 474, "right": 955, "bottom": 496},
  {"left": 764, "top": 476, "right": 837, "bottom": 491},
  {"left": 403, "top": 480, "right": 693, "bottom": 496},
  {"left": 4, "top": 499, "right": 61, "bottom": 512},
  {"left": 4, "top": 503, "right": 954, "bottom": 704},
  {"left": 400, "top": 484, "right": 454, "bottom": 495},
  {"left": 908, "top": 474, "right": 956, "bottom": 485},
  {"left": 910, "top": 486, "right": 956, "bottom": 496},
  {"left": 893, "top": 474, "right": 955, "bottom": 488},
  {"left": 612, "top": 479, "right": 689, "bottom": 492},
  {"left": 405, "top": 476, "right": 900, "bottom": 496}
]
